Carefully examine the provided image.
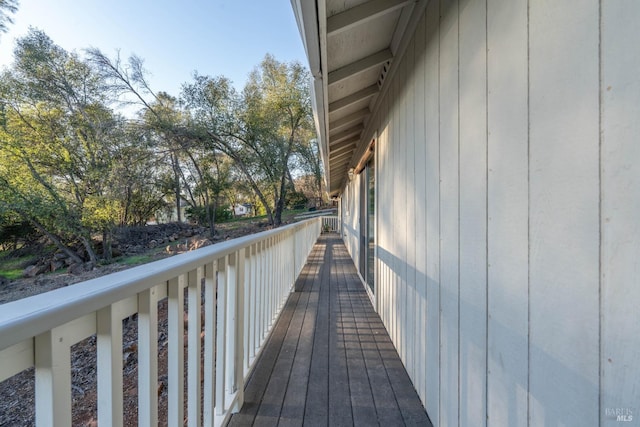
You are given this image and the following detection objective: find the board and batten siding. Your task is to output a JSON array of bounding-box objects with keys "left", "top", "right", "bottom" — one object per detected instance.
[{"left": 338, "top": 0, "right": 640, "bottom": 425}]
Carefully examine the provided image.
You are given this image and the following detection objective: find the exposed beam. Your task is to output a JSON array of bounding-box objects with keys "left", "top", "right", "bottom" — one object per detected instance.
[
  {"left": 331, "top": 162, "right": 349, "bottom": 171},
  {"left": 329, "top": 85, "right": 378, "bottom": 114},
  {"left": 331, "top": 152, "right": 351, "bottom": 162},
  {"left": 330, "top": 165, "right": 349, "bottom": 175},
  {"left": 329, "top": 123, "right": 363, "bottom": 143},
  {"left": 328, "top": 49, "right": 393, "bottom": 86},
  {"left": 331, "top": 156, "right": 350, "bottom": 165},
  {"left": 330, "top": 144, "right": 355, "bottom": 160},
  {"left": 329, "top": 108, "right": 370, "bottom": 133},
  {"left": 331, "top": 164, "right": 349, "bottom": 173},
  {"left": 327, "top": 0, "right": 411, "bottom": 36},
  {"left": 330, "top": 135, "right": 360, "bottom": 151},
  {"left": 330, "top": 151, "right": 353, "bottom": 163}
]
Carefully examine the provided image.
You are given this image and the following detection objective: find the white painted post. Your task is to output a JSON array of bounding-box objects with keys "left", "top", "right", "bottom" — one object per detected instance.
[
  {"left": 249, "top": 244, "right": 258, "bottom": 363},
  {"left": 215, "top": 256, "right": 228, "bottom": 415},
  {"left": 293, "top": 229, "right": 299, "bottom": 290},
  {"left": 138, "top": 286, "right": 159, "bottom": 427},
  {"left": 268, "top": 238, "right": 275, "bottom": 326},
  {"left": 243, "top": 246, "right": 251, "bottom": 375},
  {"left": 35, "top": 327, "right": 71, "bottom": 426},
  {"left": 203, "top": 262, "right": 217, "bottom": 427},
  {"left": 225, "top": 253, "right": 237, "bottom": 396},
  {"left": 97, "top": 303, "right": 124, "bottom": 427},
  {"left": 188, "top": 268, "right": 203, "bottom": 426},
  {"left": 264, "top": 240, "right": 271, "bottom": 338},
  {"left": 168, "top": 276, "right": 185, "bottom": 426},
  {"left": 257, "top": 241, "right": 265, "bottom": 348},
  {"left": 234, "top": 249, "right": 246, "bottom": 411}
]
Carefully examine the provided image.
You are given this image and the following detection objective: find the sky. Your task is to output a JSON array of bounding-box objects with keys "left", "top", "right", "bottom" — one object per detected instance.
[{"left": 0, "top": 0, "right": 308, "bottom": 96}]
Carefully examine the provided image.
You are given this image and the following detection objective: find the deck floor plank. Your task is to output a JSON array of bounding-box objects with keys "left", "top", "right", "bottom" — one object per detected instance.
[{"left": 228, "top": 235, "right": 431, "bottom": 426}]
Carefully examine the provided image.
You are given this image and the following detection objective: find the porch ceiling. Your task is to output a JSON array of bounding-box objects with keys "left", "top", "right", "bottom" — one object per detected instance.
[{"left": 292, "top": 0, "right": 427, "bottom": 197}]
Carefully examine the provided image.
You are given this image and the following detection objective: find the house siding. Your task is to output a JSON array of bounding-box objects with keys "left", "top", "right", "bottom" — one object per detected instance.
[{"left": 339, "top": 1, "right": 640, "bottom": 426}]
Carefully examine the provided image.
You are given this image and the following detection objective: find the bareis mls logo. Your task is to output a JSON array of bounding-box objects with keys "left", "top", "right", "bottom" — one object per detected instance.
[{"left": 605, "top": 407, "right": 634, "bottom": 423}]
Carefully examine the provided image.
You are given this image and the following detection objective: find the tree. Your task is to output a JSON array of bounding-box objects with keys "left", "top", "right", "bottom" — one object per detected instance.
[
  {"left": 0, "top": 0, "right": 18, "bottom": 37},
  {"left": 88, "top": 49, "right": 237, "bottom": 237},
  {"left": 182, "top": 55, "right": 315, "bottom": 226},
  {"left": 0, "top": 29, "right": 151, "bottom": 262},
  {"left": 88, "top": 49, "right": 318, "bottom": 229},
  {"left": 240, "top": 55, "right": 314, "bottom": 225}
]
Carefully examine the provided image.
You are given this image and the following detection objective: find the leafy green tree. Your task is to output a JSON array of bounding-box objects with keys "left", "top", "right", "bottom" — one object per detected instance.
[
  {"left": 0, "top": 30, "right": 127, "bottom": 262},
  {"left": 240, "top": 54, "right": 313, "bottom": 225},
  {"left": 0, "top": 0, "right": 18, "bottom": 37},
  {"left": 295, "top": 138, "right": 324, "bottom": 206},
  {"left": 182, "top": 55, "right": 314, "bottom": 226},
  {"left": 88, "top": 49, "right": 236, "bottom": 237}
]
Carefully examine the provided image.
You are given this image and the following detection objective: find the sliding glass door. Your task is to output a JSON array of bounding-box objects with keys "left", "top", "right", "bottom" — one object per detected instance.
[{"left": 359, "top": 158, "right": 375, "bottom": 294}]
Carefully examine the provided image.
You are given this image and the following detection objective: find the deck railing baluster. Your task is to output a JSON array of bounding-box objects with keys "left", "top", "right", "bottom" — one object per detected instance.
[
  {"left": 215, "top": 255, "right": 228, "bottom": 415},
  {"left": 97, "top": 302, "right": 124, "bottom": 427},
  {"left": 0, "top": 218, "right": 322, "bottom": 427},
  {"left": 138, "top": 286, "right": 159, "bottom": 427},
  {"left": 168, "top": 275, "right": 185, "bottom": 426},
  {"left": 203, "top": 261, "right": 217, "bottom": 427},
  {"left": 187, "top": 268, "right": 203, "bottom": 426},
  {"left": 35, "top": 326, "right": 71, "bottom": 426}
]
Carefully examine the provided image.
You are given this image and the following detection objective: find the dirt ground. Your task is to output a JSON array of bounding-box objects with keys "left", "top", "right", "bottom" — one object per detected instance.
[{"left": 0, "top": 220, "right": 273, "bottom": 426}]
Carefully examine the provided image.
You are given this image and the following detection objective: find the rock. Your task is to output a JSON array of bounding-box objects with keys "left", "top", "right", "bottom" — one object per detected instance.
[
  {"left": 67, "top": 263, "right": 82, "bottom": 275},
  {"left": 53, "top": 252, "right": 67, "bottom": 261},
  {"left": 67, "top": 262, "right": 94, "bottom": 275},
  {"left": 50, "top": 260, "right": 65, "bottom": 272},
  {"left": 24, "top": 264, "right": 46, "bottom": 278},
  {"left": 190, "top": 238, "right": 212, "bottom": 250}
]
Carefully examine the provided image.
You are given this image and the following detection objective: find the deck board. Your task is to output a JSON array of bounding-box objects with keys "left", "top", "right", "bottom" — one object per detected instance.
[{"left": 228, "top": 235, "right": 432, "bottom": 426}]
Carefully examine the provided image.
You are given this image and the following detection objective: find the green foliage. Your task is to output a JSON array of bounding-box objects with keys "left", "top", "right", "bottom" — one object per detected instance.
[
  {"left": 185, "top": 204, "right": 233, "bottom": 225},
  {"left": 0, "top": 0, "right": 18, "bottom": 35},
  {"left": 286, "top": 190, "right": 308, "bottom": 210},
  {"left": 0, "top": 253, "right": 36, "bottom": 280},
  {"left": 0, "top": 221, "right": 36, "bottom": 250},
  {"left": 0, "top": 29, "right": 323, "bottom": 265}
]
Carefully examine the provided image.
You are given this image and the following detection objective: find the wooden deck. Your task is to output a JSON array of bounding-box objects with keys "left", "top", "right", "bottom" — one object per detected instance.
[{"left": 228, "top": 235, "right": 432, "bottom": 426}]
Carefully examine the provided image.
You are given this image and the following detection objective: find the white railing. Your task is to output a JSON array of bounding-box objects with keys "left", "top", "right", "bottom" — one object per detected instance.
[
  {"left": 293, "top": 208, "right": 337, "bottom": 220},
  {"left": 0, "top": 218, "right": 321, "bottom": 427},
  {"left": 321, "top": 215, "right": 340, "bottom": 233}
]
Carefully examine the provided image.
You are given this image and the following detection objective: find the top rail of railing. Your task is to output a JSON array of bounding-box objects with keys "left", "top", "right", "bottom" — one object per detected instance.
[{"left": 0, "top": 218, "right": 318, "bottom": 352}]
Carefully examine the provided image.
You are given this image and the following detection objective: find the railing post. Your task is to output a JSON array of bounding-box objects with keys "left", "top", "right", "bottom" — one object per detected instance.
[
  {"left": 215, "top": 256, "right": 228, "bottom": 415},
  {"left": 188, "top": 268, "right": 203, "bottom": 426},
  {"left": 97, "top": 303, "right": 124, "bottom": 427},
  {"left": 234, "top": 249, "right": 245, "bottom": 412},
  {"left": 225, "top": 254, "right": 237, "bottom": 398},
  {"left": 257, "top": 241, "right": 265, "bottom": 346},
  {"left": 293, "top": 228, "right": 299, "bottom": 290},
  {"left": 203, "top": 262, "right": 217, "bottom": 427},
  {"left": 168, "top": 276, "right": 185, "bottom": 426},
  {"left": 250, "top": 243, "right": 257, "bottom": 364},
  {"left": 243, "top": 246, "right": 252, "bottom": 375},
  {"left": 138, "top": 286, "right": 159, "bottom": 427},
  {"left": 35, "top": 327, "right": 71, "bottom": 426}
]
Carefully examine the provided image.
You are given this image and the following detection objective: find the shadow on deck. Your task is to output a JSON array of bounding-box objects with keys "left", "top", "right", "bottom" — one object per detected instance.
[{"left": 228, "top": 235, "right": 432, "bottom": 426}]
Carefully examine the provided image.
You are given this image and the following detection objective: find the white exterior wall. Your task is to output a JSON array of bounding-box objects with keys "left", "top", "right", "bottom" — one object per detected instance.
[
  {"left": 340, "top": 1, "right": 640, "bottom": 426},
  {"left": 341, "top": 172, "right": 361, "bottom": 267}
]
